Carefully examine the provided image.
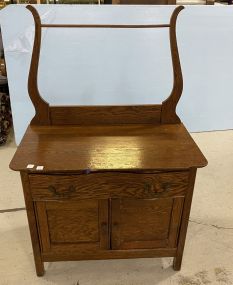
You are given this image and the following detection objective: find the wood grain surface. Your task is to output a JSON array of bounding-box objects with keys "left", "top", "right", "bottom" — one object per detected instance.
[
  {"left": 35, "top": 200, "right": 109, "bottom": 253},
  {"left": 29, "top": 171, "right": 189, "bottom": 200},
  {"left": 42, "top": 248, "right": 177, "bottom": 262},
  {"left": 50, "top": 105, "right": 161, "bottom": 125},
  {"left": 10, "top": 124, "right": 207, "bottom": 172},
  {"left": 111, "top": 197, "right": 183, "bottom": 250}
]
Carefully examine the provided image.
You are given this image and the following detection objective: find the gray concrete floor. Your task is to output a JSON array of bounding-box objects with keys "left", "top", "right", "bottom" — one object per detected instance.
[{"left": 0, "top": 130, "right": 233, "bottom": 285}]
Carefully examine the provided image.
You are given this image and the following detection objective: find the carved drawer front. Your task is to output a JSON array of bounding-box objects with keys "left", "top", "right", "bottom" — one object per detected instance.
[
  {"left": 35, "top": 200, "right": 109, "bottom": 254},
  {"left": 111, "top": 197, "right": 184, "bottom": 250},
  {"left": 29, "top": 171, "right": 189, "bottom": 200}
]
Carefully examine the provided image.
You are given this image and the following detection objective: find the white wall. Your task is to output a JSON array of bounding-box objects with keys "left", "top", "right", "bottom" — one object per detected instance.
[{"left": 0, "top": 5, "right": 233, "bottom": 145}]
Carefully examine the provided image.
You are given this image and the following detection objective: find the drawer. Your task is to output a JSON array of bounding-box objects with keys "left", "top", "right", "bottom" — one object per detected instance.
[{"left": 29, "top": 171, "right": 189, "bottom": 201}]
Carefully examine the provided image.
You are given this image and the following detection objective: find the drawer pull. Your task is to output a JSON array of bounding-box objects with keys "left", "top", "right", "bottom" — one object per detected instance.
[
  {"left": 48, "top": 185, "right": 76, "bottom": 197},
  {"left": 144, "top": 182, "right": 154, "bottom": 194},
  {"left": 144, "top": 181, "right": 170, "bottom": 195},
  {"left": 161, "top": 182, "right": 170, "bottom": 192}
]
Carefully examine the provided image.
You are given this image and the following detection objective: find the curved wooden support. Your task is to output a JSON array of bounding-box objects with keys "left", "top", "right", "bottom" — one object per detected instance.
[
  {"left": 161, "top": 6, "right": 184, "bottom": 124},
  {"left": 26, "top": 5, "right": 50, "bottom": 125},
  {"left": 26, "top": 5, "right": 184, "bottom": 126}
]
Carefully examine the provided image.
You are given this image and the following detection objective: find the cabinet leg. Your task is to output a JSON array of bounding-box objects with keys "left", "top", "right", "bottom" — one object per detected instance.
[
  {"left": 173, "top": 255, "right": 182, "bottom": 271},
  {"left": 172, "top": 168, "right": 197, "bottom": 271},
  {"left": 20, "top": 172, "right": 45, "bottom": 277},
  {"left": 35, "top": 258, "right": 45, "bottom": 276}
]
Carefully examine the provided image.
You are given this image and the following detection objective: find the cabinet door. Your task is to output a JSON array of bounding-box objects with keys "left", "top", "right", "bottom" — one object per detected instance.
[
  {"left": 35, "top": 200, "right": 109, "bottom": 254},
  {"left": 111, "top": 198, "right": 184, "bottom": 250}
]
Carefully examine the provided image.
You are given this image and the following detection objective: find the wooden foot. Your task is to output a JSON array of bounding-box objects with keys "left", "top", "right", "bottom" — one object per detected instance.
[
  {"left": 35, "top": 257, "right": 45, "bottom": 276},
  {"left": 173, "top": 256, "right": 182, "bottom": 271}
]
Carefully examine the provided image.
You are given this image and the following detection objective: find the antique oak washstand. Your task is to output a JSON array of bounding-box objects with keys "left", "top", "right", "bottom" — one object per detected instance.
[{"left": 10, "top": 5, "right": 207, "bottom": 276}]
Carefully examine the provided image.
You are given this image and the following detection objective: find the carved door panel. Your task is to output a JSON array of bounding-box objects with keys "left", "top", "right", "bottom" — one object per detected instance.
[
  {"left": 111, "top": 198, "right": 184, "bottom": 250},
  {"left": 35, "top": 199, "right": 109, "bottom": 254}
]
